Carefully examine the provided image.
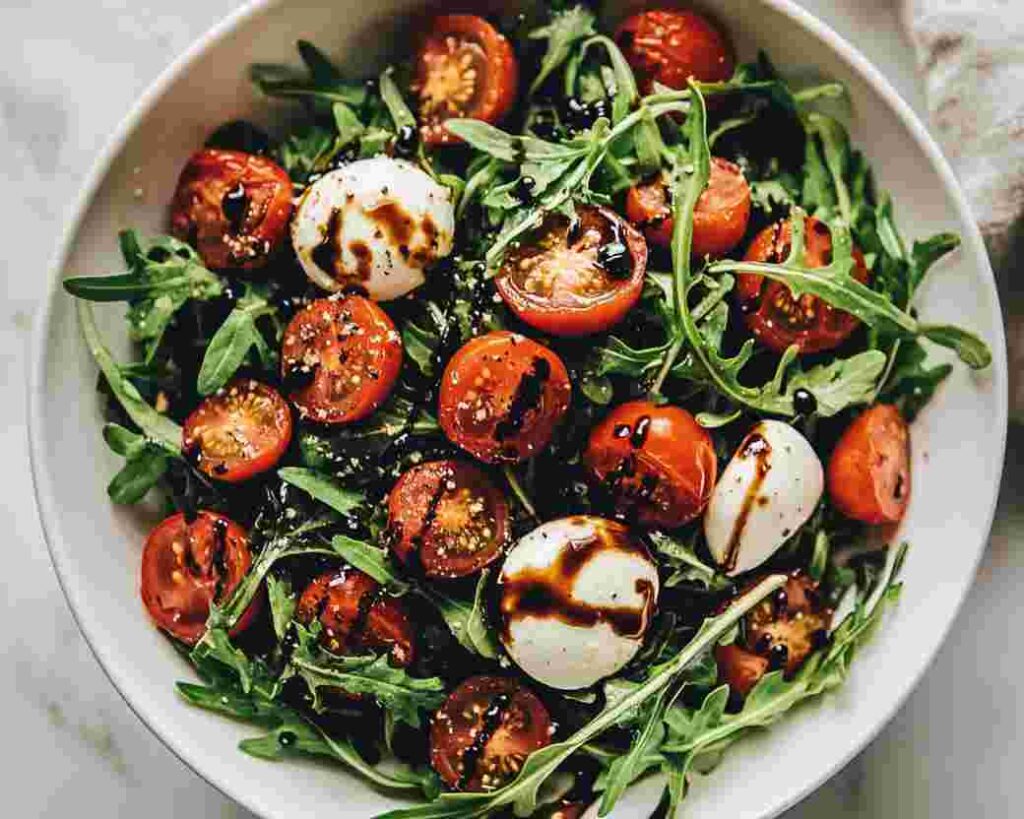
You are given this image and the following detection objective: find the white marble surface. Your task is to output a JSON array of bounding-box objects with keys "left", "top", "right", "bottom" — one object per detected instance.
[{"left": 3, "top": 1, "right": 1020, "bottom": 816}]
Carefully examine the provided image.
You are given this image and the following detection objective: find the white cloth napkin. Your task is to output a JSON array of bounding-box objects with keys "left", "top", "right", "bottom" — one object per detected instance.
[{"left": 901, "top": 0, "right": 1024, "bottom": 411}]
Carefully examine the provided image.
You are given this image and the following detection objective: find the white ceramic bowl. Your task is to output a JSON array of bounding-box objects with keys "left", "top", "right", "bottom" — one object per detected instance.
[{"left": 29, "top": 1, "right": 1008, "bottom": 817}]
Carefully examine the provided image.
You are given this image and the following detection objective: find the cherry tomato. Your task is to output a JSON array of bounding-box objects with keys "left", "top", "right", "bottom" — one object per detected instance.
[
  {"left": 615, "top": 9, "right": 735, "bottom": 94},
  {"left": 413, "top": 15, "right": 519, "bottom": 146},
  {"left": 296, "top": 567, "right": 415, "bottom": 666},
  {"left": 280, "top": 295, "right": 403, "bottom": 425},
  {"left": 495, "top": 205, "right": 648, "bottom": 337},
  {"left": 438, "top": 332, "right": 571, "bottom": 464},
  {"left": 140, "top": 511, "right": 256, "bottom": 645},
  {"left": 625, "top": 157, "right": 752, "bottom": 257},
  {"left": 430, "top": 675, "right": 552, "bottom": 791},
  {"left": 828, "top": 404, "right": 911, "bottom": 524},
  {"left": 584, "top": 401, "right": 717, "bottom": 528},
  {"left": 715, "top": 571, "right": 832, "bottom": 698},
  {"left": 548, "top": 804, "right": 587, "bottom": 819},
  {"left": 736, "top": 217, "right": 870, "bottom": 354},
  {"left": 182, "top": 379, "right": 292, "bottom": 483},
  {"left": 170, "top": 148, "right": 292, "bottom": 270},
  {"left": 387, "top": 460, "right": 509, "bottom": 579}
]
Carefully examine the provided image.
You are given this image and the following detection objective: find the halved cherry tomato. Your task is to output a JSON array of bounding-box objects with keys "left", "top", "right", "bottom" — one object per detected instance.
[
  {"left": 495, "top": 205, "right": 648, "bottom": 337},
  {"left": 387, "top": 460, "right": 509, "bottom": 579},
  {"left": 615, "top": 9, "right": 735, "bottom": 94},
  {"left": 438, "top": 332, "right": 571, "bottom": 464},
  {"left": 828, "top": 404, "right": 911, "bottom": 524},
  {"left": 548, "top": 804, "right": 587, "bottom": 819},
  {"left": 584, "top": 401, "right": 717, "bottom": 528},
  {"left": 736, "top": 216, "right": 870, "bottom": 354},
  {"left": 715, "top": 571, "right": 832, "bottom": 698},
  {"left": 280, "top": 295, "right": 403, "bottom": 424},
  {"left": 625, "top": 157, "right": 752, "bottom": 257},
  {"left": 296, "top": 567, "right": 415, "bottom": 666},
  {"left": 140, "top": 511, "right": 256, "bottom": 645},
  {"left": 182, "top": 379, "right": 292, "bottom": 483},
  {"left": 170, "top": 148, "right": 292, "bottom": 270},
  {"left": 412, "top": 15, "right": 519, "bottom": 146},
  {"left": 430, "top": 675, "right": 552, "bottom": 791}
]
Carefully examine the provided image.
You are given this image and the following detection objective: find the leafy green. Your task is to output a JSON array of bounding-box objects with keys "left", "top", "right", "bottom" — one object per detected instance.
[
  {"left": 279, "top": 467, "right": 366, "bottom": 515},
  {"left": 330, "top": 535, "right": 409, "bottom": 593},
  {"left": 251, "top": 40, "right": 367, "bottom": 108},
  {"left": 265, "top": 574, "right": 296, "bottom": 641},
  {"left": 376, "top": 575, "right": 787, "bottom": 819},
  {"left": 878, "top": 339, "right": 954, "bottom": 420},
  {"left": 196, "top": 284, "right": 276, "bottom": 394},
  {"left": 528, "top": 5, "right": 597, "bottom": 94},
  {"left": 65, "top": 231, "right": 224, "bottom": 361},
  {"left": 290, "top": 624, "right": 445, "bottom": 727},
  {"left": 783, "top": 350, "right": 887, "bottom": 417},
  {"left": 101, "top": 423, "right": 173, "bottom": 503},
  {"left": 420, "top": 570, "right": 500, "bottom": 659},
  {"left": 649, "top": 531, "right": 729, "bottom": 591}
]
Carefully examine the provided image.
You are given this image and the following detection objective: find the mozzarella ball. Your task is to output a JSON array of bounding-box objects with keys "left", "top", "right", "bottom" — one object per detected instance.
[
  {"left": 704, "top": 420, "right": 823, "bottom": 576},
  {"left": 498, "top": 516, "right": 659, "bottom": 690},
  {"left": 291, "top": 157, "right": 454, "bottom": 301}
]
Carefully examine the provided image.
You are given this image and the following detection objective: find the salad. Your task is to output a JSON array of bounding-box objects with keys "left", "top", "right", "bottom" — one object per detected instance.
[{"left": 63, "top": 4, "right": 992, "bottom": 817}]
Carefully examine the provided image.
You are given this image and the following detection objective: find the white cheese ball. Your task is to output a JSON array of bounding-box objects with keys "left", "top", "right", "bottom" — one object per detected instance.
[
  {"left": 704, "top": 420, "right": 824, "bottom": 576},
  {"left": 291, "top": 157, "right": 454, "bottom": 301},
  {"left": 498, "top": 516, "right": 659, "bottom": 690}
]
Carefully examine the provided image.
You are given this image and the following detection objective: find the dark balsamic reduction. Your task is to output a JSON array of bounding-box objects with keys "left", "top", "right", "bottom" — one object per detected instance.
[
  {"left": 311, "top": 209, "right": 343, "bottom": 274},
  {"left": 494, "top": 357, "right": 552, "bottom": 443},
  {"left": 629, "top": 415, "right": 652, "bottom": 449},
  {"left": 221, "top": 183, "right": 249, "bottom": 234},
  {"left": 722, "top": 431, "right": 772, "bottom": 572},
  {"left": 792, "top": 388, "right": 817, "bottom": 415},
  {"left": 393, "top": 124, "right": 419, "bottom": 159},
  {"left": 456, "top": 692, "right": 512, "bottom": 790}
]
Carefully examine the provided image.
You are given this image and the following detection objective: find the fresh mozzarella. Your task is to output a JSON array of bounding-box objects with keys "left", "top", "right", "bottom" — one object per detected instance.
[
  {"left": 498, "top": 516, "right": 659, "bottom": 690},
  {"left": 704, "top": 420, "right": 823, "bottom": 576},
  {"left": 291, "top": 156, "right": 454, "bottom": 301}
]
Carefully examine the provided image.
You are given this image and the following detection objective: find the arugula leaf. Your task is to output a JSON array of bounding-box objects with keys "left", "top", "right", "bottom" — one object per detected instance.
[
  {"left": 649, "top": 531, "right": 730, "bottom": 591},
  {"left": 376, "top": 575, "right": 787, "bottom": 819},
  {"left": 783, "top": 350, "right": 886, "bottom": 417},
  {"left": 330, "top": 534, "right": 409, "bottom": 593},
  {"left": 251, "top": 40, "right": 367, "bottom": 108},
  {"left": 528, "top": 5, "right": 597, "bottom": 95},
  {"left": 878, "top": 339, "right": 954, "bottom": 420},
  {"left": 197, "top": 285, "right": 276, "bottom": 394},
  {"left": 100, "top": 423, "right": 173, "bottom": 503},
  {"left": 265, "top": 574, "right": 296, "bottom": 641},
  {"left": 279, "top": 467, "right": 365, "bottom": 514},
  {"left": 291, "top": 624, "right": 445, "bottom": 727},
  {"left": 65, "top": 231, "right": 224, "bottom": 360},
  {"left": 420, "top": 570, "right": 500, "bottom": 659},
  {"left": 76, "top": 301, "right": 182, "bottom": 451}
]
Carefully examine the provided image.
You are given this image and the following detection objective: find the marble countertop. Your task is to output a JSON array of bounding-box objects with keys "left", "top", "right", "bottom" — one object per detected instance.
[{"left": 3, "top": 1, "right": 1019, "bottom": 816}]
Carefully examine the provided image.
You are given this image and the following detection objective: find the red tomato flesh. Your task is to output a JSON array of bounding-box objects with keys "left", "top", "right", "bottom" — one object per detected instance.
[{"left": 495, "top": 205, "right": 648, "bottom": 337}]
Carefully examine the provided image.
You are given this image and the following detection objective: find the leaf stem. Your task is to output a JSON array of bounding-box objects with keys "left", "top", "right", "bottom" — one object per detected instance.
[{"left": 503, "top": 466, "right": 540, "bottom": 522}]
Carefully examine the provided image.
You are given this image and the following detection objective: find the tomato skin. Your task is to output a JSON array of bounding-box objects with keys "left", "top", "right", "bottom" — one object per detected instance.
[
  {"left": 737, "top": 217, "right": 870, "bottom": 354},
  {"left": 430, "top": 675, "right": 552, "bottom": 791},
  {"left": 495, "top": 205, "right": 648, "bottom": 337},
  {"left": 438, "top": 332, "right": 572, "bottom": 464},
  {"left": 182, "top": 379, "right": 293, "bottom": 483},
  {"left": 828, "top": 404, "right": 911, "bottom": 524},
  {"left": 140, "top": 511, "right": 256, "bottom": 645},
  {"left": 296, "top": 567, "right": 415, "bottom": 666},
  {"left": 280, "top": 295, "right": 403, "bottom": 425},
  {"left": 625, "top": 158, "right": 752, "bottom": 257},
  {"left": 715, "top": 572, "right": 832, "bottom": 698},
  {"left": 387, "top": 460, "right": 510, "bottom": 579},
  {"left": 616, "top": 9, "right": 735, "bottom": 94},
  {"left": 170, "top": 148, "right": 292, "bottom": 270},
  {"left": 584, "top": 401, "right": 717, "bottom": 528},
  {"left": 413, "top": 15, "right": 519, "bottom": 146}
]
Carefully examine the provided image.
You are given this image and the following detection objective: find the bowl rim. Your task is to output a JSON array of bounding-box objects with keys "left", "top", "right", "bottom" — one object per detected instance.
[{"left": 27, "top": 1, "right": 1009, "bottom": 817}]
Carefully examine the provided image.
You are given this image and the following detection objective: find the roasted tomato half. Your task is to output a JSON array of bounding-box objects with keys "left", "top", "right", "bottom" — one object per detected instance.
[
  {"left": 828, "top": 404, "right": 911, "bottom": 524},
  {"left": 413, "top": 14, "right": 519, "bottom": 146},
  {"left": 280, "top": 295, "right": 403, "bottom": 424},
  {"left": 170, "top": 148, "right": 292, "bottom": 270},
  {"left": 615, "top": 9, "right": 735, "bottom": 94},
  {"left": 387, "top": 460, "right": 510, "bottom": 579},
  {"left": 438, "top": 332, "right": 571, "bottom": 464},
  {"left": 625, "top": 157, "right": 751, "bottom": 257},
  {"left": 584, "top": 401, "right": 717, "bottom": 528},
  {"left": 296, "top": 567, "right": 415, "bottom": 666},
  {"left": 430, "top": 675, "right": 552, "bottom": 791},
  {"left": 182, "top": 379, "right": 292, "bottom": 483},
  {"left": 737, "top": 216, "right": 871, "bottom": 354},
  {"left": 140, "top": 511, "right": 256, "bottom": 644},
  {"left": 495, "top": 205, "right": 648, "bottom": 337},
  {"left": 715, "top": 571, "right": 832, "bottom": 699}
]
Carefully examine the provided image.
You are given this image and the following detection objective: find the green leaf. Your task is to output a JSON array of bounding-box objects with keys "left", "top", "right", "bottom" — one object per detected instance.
[
  {"left": 528, "top": 5, "right": 597, "bottom": 94},
  {"left": 919, "top": 323, "right": 992, "bottom": 369},
  {"left": 598, "top": 688, "right": 670, "bottom": 814},
  {"left": 330, "top": 535, "right": 408, "bottom": 591},
  {"left": 649, "top": 531, "right": 730, "bottom": 591},
  {"left": 276, "top": 124, "right": 336, "bottom": 183},
  {"left": 196, "top": 308, "right": 263, "bottom": 395},
  {"left": 421, "top": 570, "right": 500, "bottom": 659},
  {"left": 291, "top": 625, "right": 445, "bottom": 727},
  {"left": 279, "top": 467, "right": 365, "bottom": 514},
  {"left": 76, "top": 301, "right": 182, "bottom": 452},
  {"left": 911, "top": 232, "right": 960, "bottom": 290},
  {"left": 805, "top": 112, "right": 852, "bottom": 221},
  {"left": 784, "top": 350, "right": 887, "bottom": 417},
  {"left": 878, "top": 339, "right": 953, "bottom": 420},
  {"left": 107, "top": 445, "right": 171, "bottom": 504},
  {"left": 266, "top": 574, "right": 296, "bottom": 641}
]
